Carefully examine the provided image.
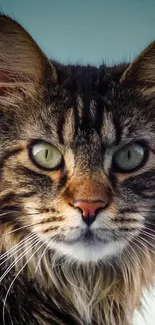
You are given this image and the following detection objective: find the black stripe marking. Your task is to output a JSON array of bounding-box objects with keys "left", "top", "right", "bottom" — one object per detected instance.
[
  {"left": 0, "top": 147, "right": 22, "bottom": 178},
  {"left": 112, "top": 114, "right": 122, "bottom": 146},
  {"left": 114, "top": 217, "right": 138, "bottom": 223},
  {"left": 119, "top": 208, "right": 138, "bottom": 214},
  {"left": 122, "top": 169, "right": 155, "bottom": 198},
  {"left": 119, "top": 227, "right": 137, "bottom": 232},
  {"left": 95, "top": 95, "right": 105, "bottom": 134},
  {"left": 43, "top": 226, "right": 59, "bottom": 233},
  {"left": 0, "top": 191, "right": 17, "bottom": 206},
  {"left": 17, "top": 166, "right": 52, "bottom": 182},
  {"left": 57, "top": 111, "right": 66, "bottom": 145}
]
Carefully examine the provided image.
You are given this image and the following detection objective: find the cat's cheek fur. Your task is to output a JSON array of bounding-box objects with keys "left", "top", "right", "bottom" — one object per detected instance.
[{"left": 49, "top": 240, "right": 126, "bottom": 263}]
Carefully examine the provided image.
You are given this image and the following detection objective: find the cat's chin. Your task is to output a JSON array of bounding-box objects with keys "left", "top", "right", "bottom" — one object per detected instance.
[{"left": 50, "top": 239, "right": 126, "bottom": 263}]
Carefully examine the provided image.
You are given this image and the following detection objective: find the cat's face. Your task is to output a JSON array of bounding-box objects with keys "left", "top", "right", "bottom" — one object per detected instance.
[{"left": 1, "top": 16, "right": 155, "bottom": 263}]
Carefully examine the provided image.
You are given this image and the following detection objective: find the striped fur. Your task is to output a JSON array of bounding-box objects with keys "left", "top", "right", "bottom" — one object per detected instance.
[{"left": 0, "top": 14, "right": 155, "bottom": 325}]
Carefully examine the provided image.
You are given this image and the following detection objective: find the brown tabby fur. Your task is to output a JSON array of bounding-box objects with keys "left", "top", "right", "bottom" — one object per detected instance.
[{"left": 0, "top": 14, "right": 155, "bottom": 325}]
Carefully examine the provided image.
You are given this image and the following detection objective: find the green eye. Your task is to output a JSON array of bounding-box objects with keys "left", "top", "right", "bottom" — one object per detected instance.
[
  {"left": 30, "top": 142, "right": 62, "bottom": 170},
  {"left": 113, "top": 142, "right": 146, "bottom": 172}
]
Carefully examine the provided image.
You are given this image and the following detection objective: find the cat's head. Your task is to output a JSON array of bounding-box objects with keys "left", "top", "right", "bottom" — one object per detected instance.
[{"left": 0, "top": 15, "right": 155, "bottom": 264}]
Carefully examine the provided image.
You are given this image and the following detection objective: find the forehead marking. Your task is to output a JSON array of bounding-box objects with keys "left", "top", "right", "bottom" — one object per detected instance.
[
  {"left": 101, "top": 110, "right": 116, "bottom": 145},
  {"left": 89, "top": 99, "right": 97, "bottom": 124},
  {"left": 76, "top": 95, "right": 84, "bottom": 121},
  {"left": 62, "top": 107, "right": 75, "bottom": 144}
]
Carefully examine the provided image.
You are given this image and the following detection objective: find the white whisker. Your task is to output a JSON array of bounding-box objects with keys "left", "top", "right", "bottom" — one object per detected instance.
[
  {"left": 0, "top": 220, "right": 50, "bottom": 239},
  {"left": 34, "top": 237, "right": 54, "bottom": 274},
  {"left": 0, "top": 233, "right": 36, "bottom": 265},
  {"left": 134, "top": 237, "right": 155, "bottom": 268},
  {"left": 140, "top": 228, "right": 155, "bottom": 242},
  {"left": 0, "top": 211, "right": 18, "bottom": 218},
  {"left": 143, "top": 222, "right": 155, "bottom": 232},
  {"left": 0, "top": 235, "right": 39, "bottom": 283},
  {"left": 0, "top": 233, "right": 34, "bottom": 262},
  {"left": 126, "top": 241, "right": 147, "bottom": 274},
  {"left": 138, "top": 235, "right": 155, "bottom": 252},
  {"left": 2, "top": 238, "right": 47, "bottom": 325}
]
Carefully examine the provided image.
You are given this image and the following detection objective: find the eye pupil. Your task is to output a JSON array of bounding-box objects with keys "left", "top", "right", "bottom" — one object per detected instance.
[
  {"left": 127, "top": 150, "right": 131, "bottom": 160},
  {"left": 45, "top": 149, "right": 48, "bottom": 159}
]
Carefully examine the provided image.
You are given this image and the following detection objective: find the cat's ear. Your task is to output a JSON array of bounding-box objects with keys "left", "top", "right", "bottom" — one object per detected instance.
[
  {"left": 0, "top": 15, "right": 57, "bottom": 104},
  {"left": 120, "top": 41, "right": 155, "bottom": 98}
]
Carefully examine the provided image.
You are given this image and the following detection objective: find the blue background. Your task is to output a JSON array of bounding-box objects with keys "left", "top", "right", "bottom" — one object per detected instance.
[{"left": 0, "top": 0, "right": 155, "bottom": 66}]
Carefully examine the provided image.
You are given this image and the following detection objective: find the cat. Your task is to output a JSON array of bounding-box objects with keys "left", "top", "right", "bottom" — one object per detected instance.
[{"left": 0, "top": 13, "right": 155, "bottom": 325}]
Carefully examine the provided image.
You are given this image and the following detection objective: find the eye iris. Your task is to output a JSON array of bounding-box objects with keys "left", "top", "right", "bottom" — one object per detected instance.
[
  {"left": 31, "top": 142, "right": 62, "bottom": 169},
  {"left": 113, "top": 143, "right": 145, "bottom": 172}
]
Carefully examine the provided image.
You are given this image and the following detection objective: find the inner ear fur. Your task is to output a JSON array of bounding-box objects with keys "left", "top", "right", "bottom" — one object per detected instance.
[
  {"left": 120, "top": 41, "right": 155, "bottom": 97},
  {"left": 0, "top": 14, "right": 57, "bottom": 99}
]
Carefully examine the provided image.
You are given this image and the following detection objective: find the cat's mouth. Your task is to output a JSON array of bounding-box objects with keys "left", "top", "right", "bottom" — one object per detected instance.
[
  {"left": 51, "top": 227, "right": 127, "bottom": 262},
  {"left": 42, "top": 226, "right": 137, "bottom": 263},
  {"left": 61, "top": 228, "right": 119, "bottom": 245}
]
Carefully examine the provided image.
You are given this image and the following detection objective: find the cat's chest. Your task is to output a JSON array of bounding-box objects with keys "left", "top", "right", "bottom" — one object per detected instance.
[{"left": 0, "top": 275, "right": 79, "bottom": 325}]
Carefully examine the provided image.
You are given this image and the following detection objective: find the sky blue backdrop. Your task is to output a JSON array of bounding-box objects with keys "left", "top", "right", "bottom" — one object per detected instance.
[{"left": 0, "top": 0, "right": 155, "bottom": 66}]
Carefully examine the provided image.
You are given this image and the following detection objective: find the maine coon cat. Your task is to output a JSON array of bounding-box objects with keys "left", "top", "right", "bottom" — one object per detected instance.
[{"left": 0, "top": 14, "right": 155, "bottom": 325}]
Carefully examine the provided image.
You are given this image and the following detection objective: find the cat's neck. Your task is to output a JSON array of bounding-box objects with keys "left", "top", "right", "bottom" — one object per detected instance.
[{"left": 17, "top": 243, "right": 154, "bottom": 325}]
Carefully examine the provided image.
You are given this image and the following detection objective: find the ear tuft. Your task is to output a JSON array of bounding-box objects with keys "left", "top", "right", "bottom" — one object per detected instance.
[
  {"left": 120, "top": 41, "right": 155, "bottom": 100},
  {"left": 0, "top": 14, "right": 57, "bottom": 103}
]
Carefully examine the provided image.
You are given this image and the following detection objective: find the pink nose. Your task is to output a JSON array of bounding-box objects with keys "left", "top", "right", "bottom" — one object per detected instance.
[{"left": 72, "top": 200, "right": 106, "bottom": 226}]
